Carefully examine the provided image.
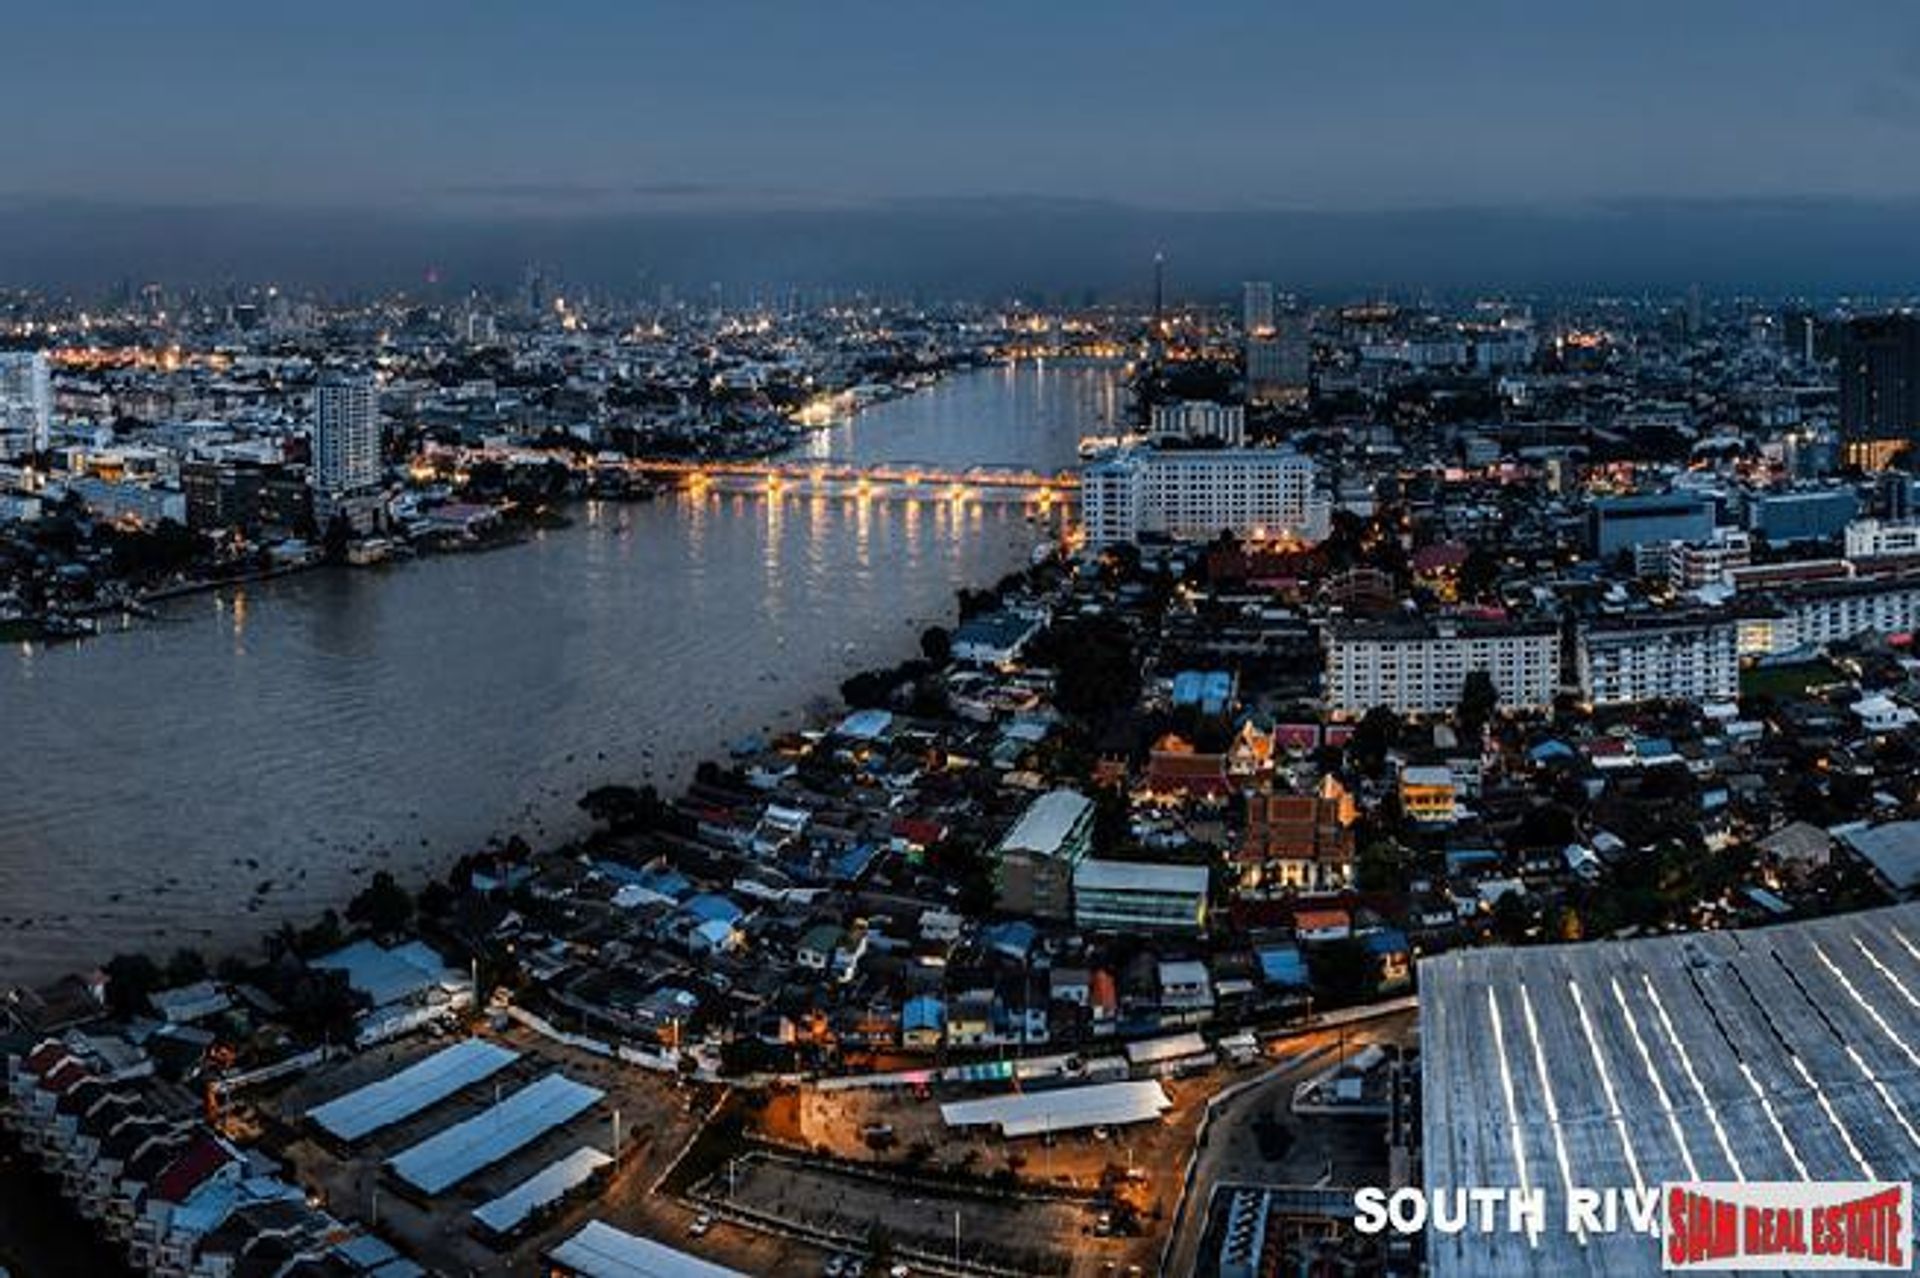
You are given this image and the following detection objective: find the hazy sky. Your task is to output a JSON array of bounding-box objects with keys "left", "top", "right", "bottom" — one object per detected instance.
[{"left": 4, "top": 1, "right": 1920, "bottom": 292}]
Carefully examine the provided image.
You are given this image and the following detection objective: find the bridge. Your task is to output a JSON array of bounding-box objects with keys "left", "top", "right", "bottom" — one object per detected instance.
[{"left": 621, "top": 457, "right": 1080, "bottom": 505}]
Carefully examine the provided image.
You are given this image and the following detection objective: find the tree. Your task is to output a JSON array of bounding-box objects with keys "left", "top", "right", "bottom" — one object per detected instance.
[
  {"left": 347, "top": 872, "right": 412, "bottom": 936},
  {"left": 1346, "top": 705, "right": 1404, "bottom": 776},
  {"left": 1457, "top": 546, "right": 1502, "bottom": 601},
  {"left": 919, "top": 625, "right": 952, "bottom": 665},
  {"left": 103, "top": 953, "right": 162, "bottom": 1018},
  {"left": 1492, "top": 890, "right": 1535, "bottom": 944},
  {"left": 321, "top": 512, "right": 354, "bottom": 564},
  {"left": 1308, "top": 937, "right": 1378, "bottom": 1007},
  {"left": 1455, "top": 670, "right": 1499, "bottom": 741},
  {"left": 164, "top": 947, "right": 209, "bottom": 987}
]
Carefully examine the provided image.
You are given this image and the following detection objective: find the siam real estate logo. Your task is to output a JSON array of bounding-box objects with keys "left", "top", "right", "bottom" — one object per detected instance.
[
  {"left": 1665, "top": 1182, "right": 1911, "bottom": 1271},
  {"left": 1355, "top": 1181, "right": 1913, "bottom": 1270}
]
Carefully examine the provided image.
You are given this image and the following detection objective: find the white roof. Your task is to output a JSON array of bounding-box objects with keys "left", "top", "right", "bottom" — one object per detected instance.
[
  {"left": 1073, "top": 858, "right": 1208, "bottom": 895},
  {"left": 998, "top": 789, "right": 1092, "bottom": 858},
  {"left": 472, "top": 1146, "right": 612, "bottom": 1236},
  {"left": 312, "top": 939, "right": 461, "bottom": 1008},
  {"left": 549, "top": 1221, "right": 749, "bottom": 1278},
  {"left": 308, "top": 1038, "right": 519, "bottom": 1143},
  {"left": 388, "top": 1072, "right": 603, "bottom": 1195},
  {"left": 940, "top": 1079, "right": 1171, "bottom": 1137},
  {"left": 1126, "top": 1032, "right": 1210, "bottom": 1065},
  {"left": 1156, "top": 960, "right": 1211, "bottom": 988}
]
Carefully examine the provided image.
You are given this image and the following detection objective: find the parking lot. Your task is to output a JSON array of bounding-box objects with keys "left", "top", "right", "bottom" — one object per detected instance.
[{"left": 711, "top": 1150, "right": 1090, "bottom": 1275}]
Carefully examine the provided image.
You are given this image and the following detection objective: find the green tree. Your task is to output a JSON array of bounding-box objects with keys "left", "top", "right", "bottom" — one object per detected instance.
[
  {"left": 1455, "top": 670, "right": 1499, "bottom": 741},
  {"left": 103, "top": 953, "right": 162, "bottom": 1018},
  {"left": 346, "top": 872, "right": 412, "bottom": 936}
]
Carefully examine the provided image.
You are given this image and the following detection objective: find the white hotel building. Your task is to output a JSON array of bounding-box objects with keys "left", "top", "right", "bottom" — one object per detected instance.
[
  {"left": 1081, "top": 448, "right": 1328, "bottom": 547},
  {"left": 1323, "top": 617, "right": 1561, "bottom": 718}
]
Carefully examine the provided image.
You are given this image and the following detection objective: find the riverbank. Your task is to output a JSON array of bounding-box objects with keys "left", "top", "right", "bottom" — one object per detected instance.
[{"left": 0, "top": 363, "right": 1111, "bottom": 986}]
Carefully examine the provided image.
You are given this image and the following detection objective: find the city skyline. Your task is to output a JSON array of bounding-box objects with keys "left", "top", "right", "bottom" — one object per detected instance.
[{"left": 4, "top": 1, "right": 1920, "bottom": 293}]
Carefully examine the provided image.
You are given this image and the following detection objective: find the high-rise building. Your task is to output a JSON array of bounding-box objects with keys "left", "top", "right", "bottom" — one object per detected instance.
[
  {"left": 1839, "top": 314, "right": 1920, "bottom": 471},
  {"left": 311, "top": 371, "right": 382, "bottom": 496},
  {"left": 0, "top": 351, "right": 53, "bottom": 459},
  {"left": 1241, "top": 280, "right": 1275, "bottom": 336},
  {"left": 1247, "top": 313, "right": 1310, "bottom": 406}
]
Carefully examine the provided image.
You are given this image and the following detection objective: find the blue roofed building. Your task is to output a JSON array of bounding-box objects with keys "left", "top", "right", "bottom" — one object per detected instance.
[
  {"left": 902, "top": 994, "right": 946, "bottom": 1049},
  {"left": 1171, "top": 669, "right": 1238, "bottom": 716},
  {"left": 1255, "top": 944, "right": 1310, "bottom": 989}
]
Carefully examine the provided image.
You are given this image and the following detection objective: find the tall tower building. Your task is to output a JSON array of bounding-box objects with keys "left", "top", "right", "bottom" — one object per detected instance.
[
  {"left": 311, "top": 371, "right": 382, "bottom": 496},
  {"left": 1242, "top": 281, "right": 1275, "bottom": 336},
  {"left": 1839, "top": 314, "right": 1920, "bottom": 471},
  {"left": 0, "top": 351, "right": 53, "bottom": 459}
]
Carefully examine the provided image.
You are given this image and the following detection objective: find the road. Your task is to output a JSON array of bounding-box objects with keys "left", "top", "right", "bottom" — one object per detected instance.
[{"left": 1159, "top": 1012, "right": 1417, "bottom": 1278}]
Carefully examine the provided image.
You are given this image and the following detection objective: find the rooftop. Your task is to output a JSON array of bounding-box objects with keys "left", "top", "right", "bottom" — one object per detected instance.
[{"left": 1421, "top": 902, "right": 1920, "bottom": 1278}]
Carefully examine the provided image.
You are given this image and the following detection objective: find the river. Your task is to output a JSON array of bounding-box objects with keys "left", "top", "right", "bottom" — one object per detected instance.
[{"left": 0, "top": 361, "right": 1121, "bottom": 985}]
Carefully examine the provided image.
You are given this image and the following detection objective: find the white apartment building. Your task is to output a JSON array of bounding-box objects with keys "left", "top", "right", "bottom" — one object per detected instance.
[
  {"left": 1845, "top": 518, "right": 1920, "bottom": 561},
  {"left": 0, "top": 350, "right": 53, "bottom": 459},
  {"left": 1783, "top": 576, "right": 1920, "bottom": 649},
  {"left": 1668, "top": 528, "right": 1752, "bottom": 590},
  {"left": 1577, "top": 615, "right": 1739, "bottom": 706},
  {"left": 1080, "top": 448, "right": 1327, "bottom": 547},
  {"left": 310, "top": 371, "right": 381, "bottom": 495},
  {"left": 1323, "top": 618, "right": 1561, "bottom": 718},
  {"left": 1149, "top": 399, "right": 1246, "bottom": 447}
]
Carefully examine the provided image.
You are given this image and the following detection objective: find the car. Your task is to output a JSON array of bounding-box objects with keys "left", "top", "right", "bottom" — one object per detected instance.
[
  {"left": 889, "top": 1266, "right": 911, "bottom": 1278},
  {"left": 824, "top": 1257, "right": 846, "bottom": 1277},
  {"left": 688, "top": 1212, "right": 713, "bottom": 1236}
]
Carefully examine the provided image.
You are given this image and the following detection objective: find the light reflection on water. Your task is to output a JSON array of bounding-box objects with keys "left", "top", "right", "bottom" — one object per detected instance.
[{"left": 0, "top": 364, "right": 1117, "bottom": 982}]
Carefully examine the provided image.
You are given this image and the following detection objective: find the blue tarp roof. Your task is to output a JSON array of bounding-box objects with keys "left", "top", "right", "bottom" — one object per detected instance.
[
  {"left": 1171, "top": 670, "right": 1235, "bottom": 715},
  {"left": 1256, "top": 945, "right": 1309, "bottom": 988},
  {"left": 1364, "top": 929, "right": 1410, "bottom": 956},
  {"left": 678, "top": 893, "right": 743, "bottom": 925},
  {"left": 903, "top": 995, "right": 946, "bottom": 1031},
  {"left": 831, "top": 843, "right": 880, "bottom": 882},
  {"left": 981, "top": 920, "right": 1038, "bottom": 959},
  {"left": 596, "top": 862, "right": 692, "bottom": 900}
]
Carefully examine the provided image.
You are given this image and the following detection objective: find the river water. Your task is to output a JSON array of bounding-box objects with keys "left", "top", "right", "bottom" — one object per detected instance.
[{"left": 0, "top": 362, "right": 1120, "bottom": 984}]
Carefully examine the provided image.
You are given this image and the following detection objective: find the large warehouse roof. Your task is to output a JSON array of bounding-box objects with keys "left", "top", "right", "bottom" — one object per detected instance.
[
  {"left": 387, "top": 1072, "right": 603, "bottom": 1196},
  {"left": 307, "top": 1038, "right": 519, "bottom": 1143},
  {"left": 940, "top": 1078, "right": 1170, "bottom": 1137},
  {"left": 472, "top": 1145, "right": 612, "bottom": 1237},
  {"left": 1421, "top": 902, "right": 1920, "bottom": 1278},
  {"left": 549, "top": 1221, "right": 749, "bottom": 1278}
]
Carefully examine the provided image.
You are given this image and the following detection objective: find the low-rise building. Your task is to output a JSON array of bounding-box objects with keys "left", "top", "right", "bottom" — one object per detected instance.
[
  {"left": 993, "top": 789, "right": 1095, "bottom": 920},
  {"left": 1073, "top": 859, "right": 1209, "bottom": 934}
]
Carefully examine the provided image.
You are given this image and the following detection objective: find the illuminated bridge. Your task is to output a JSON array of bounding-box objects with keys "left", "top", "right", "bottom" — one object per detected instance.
[{"left": 625, "top": 457, "right": 1080, "bottom": 505}]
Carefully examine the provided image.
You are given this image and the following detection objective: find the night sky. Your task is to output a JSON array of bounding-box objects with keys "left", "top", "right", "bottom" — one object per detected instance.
[{"left": 4, "top": 1, "right": 1920, "bottom": 294}]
